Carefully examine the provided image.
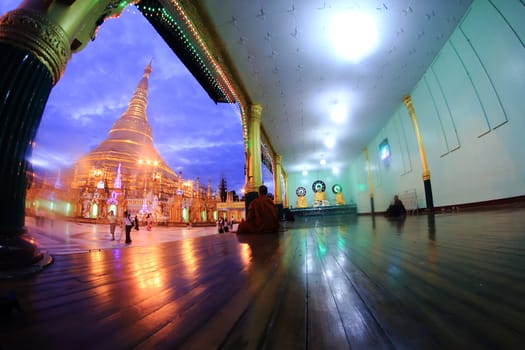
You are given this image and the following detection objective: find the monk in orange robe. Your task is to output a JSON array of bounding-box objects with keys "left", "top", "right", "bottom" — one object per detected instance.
[{"left": 237, "top": 185, "right": 279, "bottom": 234}]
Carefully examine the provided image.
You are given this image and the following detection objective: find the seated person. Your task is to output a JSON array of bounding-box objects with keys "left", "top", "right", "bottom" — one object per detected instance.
[
  {"left": 385, "top": 195, "right": 407, "bottom": 217},
  {"left": 335, "top": 192, "right": 345, "bottom": 205},
  {"left": 314, "top": 190, "right": 326, "bottom": 201},
  {"left": 237, "top": 185, "right": 279, "bottom": 234},
  {"left": 296, "top": 196, "right": 308, "bottom": 208}
]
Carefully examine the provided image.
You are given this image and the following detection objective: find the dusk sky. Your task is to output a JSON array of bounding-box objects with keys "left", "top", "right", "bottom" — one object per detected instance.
[{"left": 1, "top": 1, "right": 273, "bottom": 195}]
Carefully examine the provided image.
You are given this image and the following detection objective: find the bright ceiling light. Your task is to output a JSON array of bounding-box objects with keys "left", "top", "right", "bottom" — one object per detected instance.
[
  {"left": 302, "top": 170, "right": 308, "bottom": 176},
  {"left": 330, "top": 104, "right": 346, "bottom": 123},
  {"left": 320, "top": 159, "right": 326, "bottom": 165},
  {"left": 332, "top": 167, "right": 340, "bottom": 175},
  {"left": 330, "top": 11, "right": 378, "bottom": 62},
  {"left": 324, "top": 136, "right": 335, "bottom": 148}
]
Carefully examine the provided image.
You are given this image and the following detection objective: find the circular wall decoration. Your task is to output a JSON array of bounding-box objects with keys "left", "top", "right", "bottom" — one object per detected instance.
[
  {"left": 312, "top": 180, "right": 326, "bottom": 193},
  {"left": 296, "top": 186, "right": 307, "bottom": 197},
  {"left": 332, "top": 184, "right": 343, "bottom": 194}
]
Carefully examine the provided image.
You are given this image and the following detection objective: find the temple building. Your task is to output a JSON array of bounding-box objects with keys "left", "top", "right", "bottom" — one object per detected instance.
[{"left": 26, "top": 63, "right": 218, "bottom": 224}]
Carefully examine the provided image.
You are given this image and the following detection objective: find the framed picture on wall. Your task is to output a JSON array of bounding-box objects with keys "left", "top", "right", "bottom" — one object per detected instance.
[{"left": 379, "top": 138, "right": 391, "bottom": 168}]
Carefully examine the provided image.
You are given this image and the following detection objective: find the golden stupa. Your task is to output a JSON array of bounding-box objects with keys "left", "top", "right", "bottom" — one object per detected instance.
[{"left": 68, "top": 62, "right": 178, "bottom": 214}]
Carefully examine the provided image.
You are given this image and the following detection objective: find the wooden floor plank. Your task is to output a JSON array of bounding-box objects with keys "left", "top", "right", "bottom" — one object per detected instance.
[
  {"left": 312, "top": 233, "right": 395, "bottom": 350},
  {"left": 262, "top": 233, "right": 307, "bottom": 350},
  {"left": 1, "top": 209, "right": 525, "bottom": 349}
]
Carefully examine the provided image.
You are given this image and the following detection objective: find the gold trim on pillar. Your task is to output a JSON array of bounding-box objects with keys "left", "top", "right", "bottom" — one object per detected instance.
[
  {"left": 282, "top": 171, "right": 288, "bottom": 208},
  {"left": 250, "top": 104, "right": 262, "bottom": 122},
  {"left": 273, "top": 153, "right": 283, "bottom": 204},
  {"left": 245, "top": 104, "right": 263, "bottom": 193},
  {"left": 403, "top": 95, "right": 430, "bottom": 181},
  {"left": 0, "top": 9, "right": 71, "bottom": 85}
]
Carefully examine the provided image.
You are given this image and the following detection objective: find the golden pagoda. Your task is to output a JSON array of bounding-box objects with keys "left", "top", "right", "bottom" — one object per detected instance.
[
  {"left": 67, "top": 62, "right": 179, "bottom": 219},
  {"left": 26, "top": 62, "right": 218, "bottom": 224}
]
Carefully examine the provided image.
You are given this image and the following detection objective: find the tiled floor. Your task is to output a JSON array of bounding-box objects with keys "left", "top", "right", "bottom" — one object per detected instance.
[{"left": 25, "top": 217, "right": 223, "bottom": 255}]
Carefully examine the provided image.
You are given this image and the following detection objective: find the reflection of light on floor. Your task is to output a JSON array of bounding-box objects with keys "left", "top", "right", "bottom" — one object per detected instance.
[
  {"left": 112, "top": 250, "right": 122, "bottom": 270},
  {"left": 182, "top": 240, "right": 199, "bottom": 278},
  {"left": 88, "top": 250, "right": 113, "bottom": 297},
  {"left": 240, "top": 243, "right": 251, "bottom": 266},
  {"left": 132, "top": 247, "right": 165, "bottom": 291}
]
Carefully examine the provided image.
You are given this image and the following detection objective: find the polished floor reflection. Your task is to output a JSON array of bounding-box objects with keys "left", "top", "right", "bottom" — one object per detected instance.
[{"left": 1, "top": 209, "right": 524, "bottom": 349}]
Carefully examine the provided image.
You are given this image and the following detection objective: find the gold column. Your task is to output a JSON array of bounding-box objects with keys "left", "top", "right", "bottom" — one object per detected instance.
[
  {"left": 282, "top": 171, "right": 289, "bottom": 208},
  {"left": 403, "top": 95, "right": 434, "bottom": 209},
  {"left": 273, "top": 154, "right": 283, "bottom": 205},
  {"left": 245, "top": 104, "right": 263, "bottom": 193},
  {"left": 403, "top": 96, "right": 430, "bottom": 181},
  {"left": 363, "top": 147, "right": 375, "bottom": 214},
  {"left": 0, "top": 1, "right": 135, "bottom": 85},
  {"left": 0, "top": 8, "right": 70, "bottom": 85}
]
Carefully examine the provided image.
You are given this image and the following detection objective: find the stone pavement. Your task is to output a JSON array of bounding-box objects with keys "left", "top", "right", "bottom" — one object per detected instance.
[{"left": 25, "top": 217, "right": 222, "bottom": 255}]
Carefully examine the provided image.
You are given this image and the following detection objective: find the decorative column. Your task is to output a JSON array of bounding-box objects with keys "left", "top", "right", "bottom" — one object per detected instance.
[
  {"left": 363, "top": 147, "right": 375, "bottom": 215},
  {"left": 273, "top": 153, "right": 283, "bottom": 220},
  {"left": 403, "top": 95, "right": 434, "bottom": 210},
  {"left": 282, "top": 172, "right": 289, "bottom": 208},
  {"left": 244, "top": 104, "right": 263, "bottom": 214},
  {"left": 0, "top": 1, "right": 135, "bottom": 272}
]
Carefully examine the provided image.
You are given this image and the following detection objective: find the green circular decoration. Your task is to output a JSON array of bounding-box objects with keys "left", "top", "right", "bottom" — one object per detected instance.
[
  {"left": 312, "top": 180, "right": 326, "bottom": 193},
  {"left": 332, "top": 184, "right": 343, "bottom": 194},
  {"left": 296, "top": 186, "right": 307, "bottom": 197}
]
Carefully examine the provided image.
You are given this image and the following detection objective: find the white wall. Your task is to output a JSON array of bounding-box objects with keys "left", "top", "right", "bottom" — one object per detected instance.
[{"left": 349, "top": 0, "right": 525, "bottom": 213}]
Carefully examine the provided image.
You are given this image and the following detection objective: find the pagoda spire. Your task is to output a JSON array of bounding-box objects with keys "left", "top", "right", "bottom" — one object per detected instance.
[
  {"left": 86, "top": 61, "right": 167, "bottom": 163},
  {"left": 105, "top": 61, "right": 155, "bottom": 146}
]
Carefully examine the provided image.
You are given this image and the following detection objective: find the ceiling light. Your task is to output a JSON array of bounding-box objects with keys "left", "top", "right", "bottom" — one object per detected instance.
[
  {"left": 332, "top": 167, "right": 340, "bottom": 175},
  {"left": 302, "top": 170, "right": 308, "bottom": 176},
  {"left": 324, "top": 136, "right": 335, "bottom": 148},
  {"left": 330, "top": 11, "right": 378, "bottom": 62},
  {"left": 330, "top": 104, "right": 346, "bottom": 123},
  {"left": 320, "top": 159, "right": 326, "bottom": 165}
]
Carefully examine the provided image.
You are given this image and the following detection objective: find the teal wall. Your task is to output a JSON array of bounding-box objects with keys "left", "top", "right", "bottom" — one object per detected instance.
[
  {"left": 287, "top": 167, "right": 354, "bottom": 209},
  {"left": 349, "top": 0, "right": 525, "bottom": 213}
]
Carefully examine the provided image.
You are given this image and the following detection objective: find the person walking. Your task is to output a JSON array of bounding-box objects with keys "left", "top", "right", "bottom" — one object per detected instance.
[
  {"left": 146, "top": 213, "right": 152, "bottom": 231},
  {"left": 123, "top": 210, "right": 133, "bottom": 244},
  {"left": 134, "top": 214, "right": 140, "bottom": 231},
  {"left": 108, "top": 210, "right": 117, "bottom": 240}
]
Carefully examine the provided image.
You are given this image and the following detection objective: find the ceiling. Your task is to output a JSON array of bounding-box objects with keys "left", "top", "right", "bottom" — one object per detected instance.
[{"left": 195, "top": 0, "right": 472, "bottom": 175}]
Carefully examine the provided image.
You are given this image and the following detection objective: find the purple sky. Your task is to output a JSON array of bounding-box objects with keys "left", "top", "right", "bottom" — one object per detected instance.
[{"left": 1, "top": 2, "right": 274, "bottom": 195}]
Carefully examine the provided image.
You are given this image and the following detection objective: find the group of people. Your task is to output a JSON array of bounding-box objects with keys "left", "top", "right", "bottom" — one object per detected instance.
[
  {"left": 106, "top": 185, "right": 280, "bottom": 242},
  {"left": 107, "top": 211, "right": 154, "bottom": 244},
  {"left": 217, "top": 216, "right": 233, "bottom": 233},
  {"left": 107, "top": 190, "right": 406, "bottom": 243}
]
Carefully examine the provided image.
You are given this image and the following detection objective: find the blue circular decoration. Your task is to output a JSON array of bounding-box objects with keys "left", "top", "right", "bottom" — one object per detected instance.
[{"left": 296, "top": 186, "right": 307, "bottom": 197}]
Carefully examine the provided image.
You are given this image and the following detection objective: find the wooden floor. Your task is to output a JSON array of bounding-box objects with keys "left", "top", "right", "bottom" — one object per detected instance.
[{"left": 1, "top": 209, "right": 525, "bottom": 349}]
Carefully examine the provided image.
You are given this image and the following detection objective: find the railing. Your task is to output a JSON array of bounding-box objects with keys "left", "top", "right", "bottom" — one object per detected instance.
[{"left": 399, "top": 189, "right": 418, "bottom": 215}]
